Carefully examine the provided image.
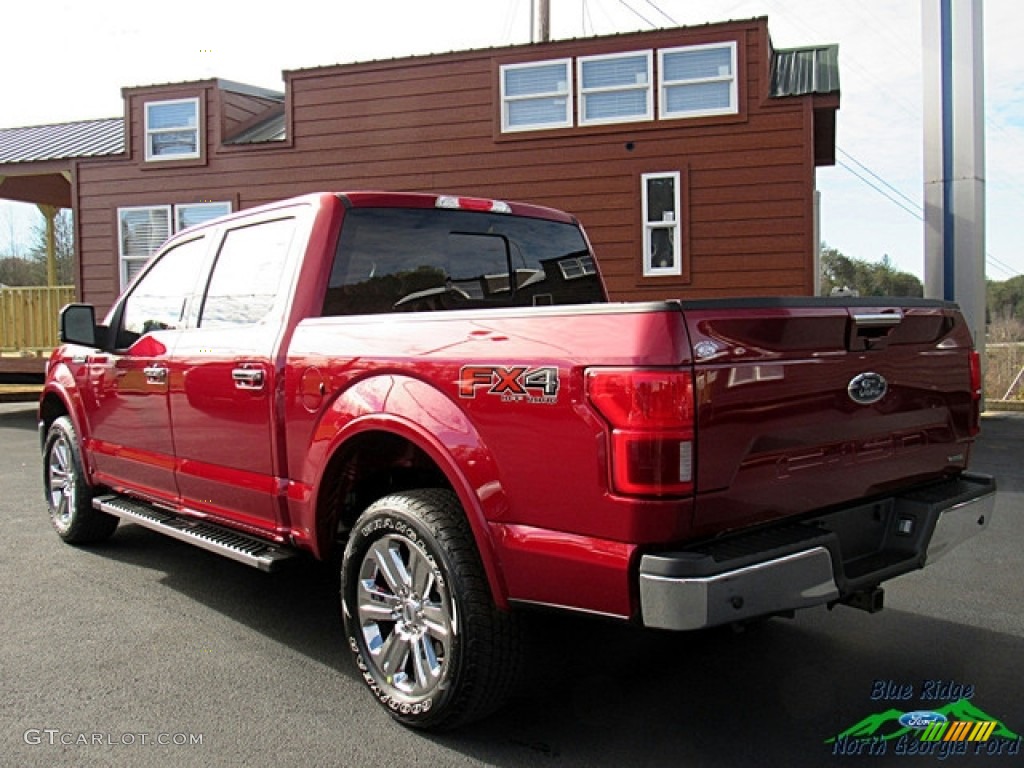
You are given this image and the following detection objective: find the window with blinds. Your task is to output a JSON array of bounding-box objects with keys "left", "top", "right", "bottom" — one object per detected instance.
[
  {"left": 118, "top": 202, "right": 230, "bottom": 288},
  {"left": 119, "top": 206, "right": 171, "bottom": 287},
  {"left": 500, "top": 59, "right": 572, "bottom": 132},
  {"left": 578, "top": 51, "right": 652, "bottom": 126},
  {"left": 145, "top": 98, "right": 200, "bottom": 161},
  {"left": 500, "top": 41, "right": 739, "bottom": 133},
  {"left": 659, "top": 42, "right": 738, "bottom": 119}
]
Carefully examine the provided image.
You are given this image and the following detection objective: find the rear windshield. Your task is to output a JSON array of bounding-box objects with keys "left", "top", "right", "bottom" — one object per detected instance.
[{"left": 321, "top": 207, "right": 604, "bottom": 316}]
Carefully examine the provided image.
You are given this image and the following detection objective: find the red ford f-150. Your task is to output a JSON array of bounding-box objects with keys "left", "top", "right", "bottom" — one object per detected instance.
[{"left": 40, "top": 192, "right": 995, "bottom": 729}]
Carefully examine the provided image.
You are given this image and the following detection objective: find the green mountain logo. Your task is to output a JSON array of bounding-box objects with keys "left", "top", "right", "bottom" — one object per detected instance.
[{"left": 826, "top": 699, "right": 1021, "bottom": 744}]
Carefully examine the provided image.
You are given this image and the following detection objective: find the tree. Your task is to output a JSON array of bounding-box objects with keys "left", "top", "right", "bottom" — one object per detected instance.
[
  {"left": 0, "top": 256, "right": 44, "bottom": 286},
  {"left": 29, "top": 209, "right": 75, "bottom": 286},
  {"left": 987, "top": 275, "right": 1024, "bottom": 324},
  {"left": 819, "top": 244, "right": 923, "bottom": 298}
]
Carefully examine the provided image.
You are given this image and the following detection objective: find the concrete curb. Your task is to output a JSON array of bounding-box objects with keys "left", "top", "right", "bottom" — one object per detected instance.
[
  {"left": 0, "top": 387, "right": 42, "bottom": 404},
  {"left": 984, "top": 400, "right": 1024, "bottom": 413}
]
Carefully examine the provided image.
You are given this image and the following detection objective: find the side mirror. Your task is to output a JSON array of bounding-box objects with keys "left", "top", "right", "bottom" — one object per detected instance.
[{"left": 59, "top": 303, "right": 98, "bottom": 347}]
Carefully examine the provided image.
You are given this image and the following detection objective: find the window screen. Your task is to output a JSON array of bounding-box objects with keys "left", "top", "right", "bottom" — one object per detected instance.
[
  {"left": 501, "top": 60, "right": 572, "bottom": 132},
  {"left": 660, "top": 43, "right": 737, "bottom": 119},
  {"left": 145, "top": 99, "right": 200, "bottom": 160},
  {"left": 579, "top": 51, "right": 652, "bottom": 125}
]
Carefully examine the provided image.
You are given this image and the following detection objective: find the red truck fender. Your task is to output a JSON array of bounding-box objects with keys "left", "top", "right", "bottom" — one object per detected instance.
[
  {"left": 302, "top": 373, "right": 512, "bottom": 609},
  {"left": 38, "top": 361, "right": 94, "bottom": 472}
]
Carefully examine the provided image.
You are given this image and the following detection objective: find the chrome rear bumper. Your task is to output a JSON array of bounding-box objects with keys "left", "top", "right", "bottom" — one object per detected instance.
[{"left": 639, "top": 473, "right": 996, "bottom": 631}]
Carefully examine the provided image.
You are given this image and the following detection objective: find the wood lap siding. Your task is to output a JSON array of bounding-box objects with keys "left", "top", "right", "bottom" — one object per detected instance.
[{"left": 74, "top": 18, "right": 828, "bottom": 311}]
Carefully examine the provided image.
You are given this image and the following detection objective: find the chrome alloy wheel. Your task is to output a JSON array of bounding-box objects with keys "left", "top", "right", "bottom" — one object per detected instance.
[
  {"left": 47, "top": 432, "right": 76, "bottom": 533},
  {"left": 356, "top": 534, "right": 454, "bottom": 700}
]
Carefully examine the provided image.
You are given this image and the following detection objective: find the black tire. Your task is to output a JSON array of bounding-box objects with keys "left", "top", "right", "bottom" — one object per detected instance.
[
  {"left": 340, "top": 489, "right": 519, "bottom": 730},
  {"left": 42, "top": 416, "right": 118, "bottom": 544}
]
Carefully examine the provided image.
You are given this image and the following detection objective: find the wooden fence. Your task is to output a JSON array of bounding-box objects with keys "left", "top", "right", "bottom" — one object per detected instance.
[
  {"left": 0, "top": 286, "right": 75, "bottom": 355},
  {"left": 987, "top": 342, "right": 1024, "bottom": 401}
]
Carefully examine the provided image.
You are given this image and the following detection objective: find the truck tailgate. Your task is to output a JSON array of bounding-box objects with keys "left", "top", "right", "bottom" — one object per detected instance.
[{"left": 681, "top": 298, "right": 979, "bottom": 538}]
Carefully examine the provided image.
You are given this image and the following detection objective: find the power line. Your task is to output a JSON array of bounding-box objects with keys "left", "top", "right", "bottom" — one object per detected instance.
[
  {"left": 836, "top": 153, "right": 1018, "bottom": 279},
  {"left": 836, "top": 146, "right": 922, "bottom": 214},
  {"left": 617, "top": 0, "right": 657, "bottom": 29},
  {"left": 641, "top": 0, "right": 677, "bottom": 26},
  {"left": 836, "top": 160, "right": 924, "bottom": 222}
]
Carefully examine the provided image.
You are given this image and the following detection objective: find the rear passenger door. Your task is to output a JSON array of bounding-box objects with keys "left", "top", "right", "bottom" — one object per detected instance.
[{"left": 168, "top": 212, "right": 304, "bottom": 534}]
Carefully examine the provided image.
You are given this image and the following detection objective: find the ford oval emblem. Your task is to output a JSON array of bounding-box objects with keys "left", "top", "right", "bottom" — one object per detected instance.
[
  {"left": 848, "top": 372, "right": 888, "bottom": 405},
  {"left": 898, "top": 711, "right": 948, "bottom": 729}
]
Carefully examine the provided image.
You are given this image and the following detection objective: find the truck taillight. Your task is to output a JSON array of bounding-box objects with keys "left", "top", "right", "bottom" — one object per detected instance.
[
  {"left": 435, "top": 195, "right": 511, "bottom": 213},
  {"left": 586, "top": 368, "right": 695, "bottom": 496},
  {"left": 969, "top": 349, "right": 982, "bottom": 436},
  {"left": 969, "top": 350, "right": 982, "bottom": 399}
]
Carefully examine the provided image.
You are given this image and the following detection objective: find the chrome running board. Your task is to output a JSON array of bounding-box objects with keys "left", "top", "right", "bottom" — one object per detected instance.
[{"left": 93, "top": 494, "right": 295, "bottom": 572}]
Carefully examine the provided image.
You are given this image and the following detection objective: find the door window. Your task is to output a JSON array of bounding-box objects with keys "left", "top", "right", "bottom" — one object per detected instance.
[
  {"left": 199, "top": 217, "right": 297, "bottom": 328},
  {"left": 118, "top": 236, "right": 207, "bottom": 347}
]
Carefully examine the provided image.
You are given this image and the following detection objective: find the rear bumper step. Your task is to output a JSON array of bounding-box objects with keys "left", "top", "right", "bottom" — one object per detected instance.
[
  {"left": 94, "top": 495, "right": 295, "bottom": 572},
  {"left": 638, "top": 472, "right": 996, "bottom": 631}
]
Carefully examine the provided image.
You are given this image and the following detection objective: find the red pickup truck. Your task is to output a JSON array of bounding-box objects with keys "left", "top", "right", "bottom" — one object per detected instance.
[{"left": 41, "top": 191, "right": 994, "bottom": 729}]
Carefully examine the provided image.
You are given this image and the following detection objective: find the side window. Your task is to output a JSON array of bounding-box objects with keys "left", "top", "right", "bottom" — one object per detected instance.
[
  {"left": 199, "top": 217, "right": 297, "bottom": 328},
  {"left": 145, "top": 98, "right": 200, "bottom": 161},
  {"left": 118, "top": 205, "right": 171, "bottom": 288},
  {"left": 659, "top": 43, "right": 738, "bottom": 119},
  {"left": 578, "top": 51, "right": 653, "bottom": 126},
  {"left": 500, "top": 59, "right": 573, "bottom": 132},
  {"left": 119, "top": 236, "right": 207, "bottom": 346},
  {"left": 642, "top": 171, "right": 682, "bottom": 277}
]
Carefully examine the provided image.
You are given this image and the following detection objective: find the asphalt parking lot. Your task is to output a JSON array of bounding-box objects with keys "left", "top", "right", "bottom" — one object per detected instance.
[{"left": 1, "top": 402, "right": 1021, "bottom": 767}]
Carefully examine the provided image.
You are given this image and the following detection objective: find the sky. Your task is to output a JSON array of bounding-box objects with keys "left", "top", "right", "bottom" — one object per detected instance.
[{"left": 1, "top": 0, "right": 1022, "bottom": 282}]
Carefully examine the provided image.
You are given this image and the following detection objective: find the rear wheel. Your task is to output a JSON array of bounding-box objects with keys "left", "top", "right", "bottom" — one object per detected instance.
[
  {"left": 43, "top": 416, "right": 117, "bottom": 544},
  {"left": 340, "top": 489, "right": 519, "bottom": 729}
]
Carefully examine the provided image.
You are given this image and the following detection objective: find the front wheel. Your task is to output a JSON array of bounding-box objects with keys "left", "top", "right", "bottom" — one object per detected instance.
[
  {"left": 340, "top": 489, "right": 519, "bottom": 729},
  {"left": 43, "top": 416, "right": 118, "bottom": 544}
]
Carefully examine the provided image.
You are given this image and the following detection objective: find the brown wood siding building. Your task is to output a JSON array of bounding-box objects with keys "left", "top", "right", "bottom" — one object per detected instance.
[{"left": 73, "top": 18, "right": 838, "bottom": 313}]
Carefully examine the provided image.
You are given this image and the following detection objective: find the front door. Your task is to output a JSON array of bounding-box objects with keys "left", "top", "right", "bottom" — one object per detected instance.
[{"left": 82, "top": 235, "right": 210, "bottom": 503}]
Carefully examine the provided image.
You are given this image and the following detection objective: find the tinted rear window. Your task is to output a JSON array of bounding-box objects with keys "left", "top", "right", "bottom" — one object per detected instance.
[{"left": 321, "top": 207, "right": 604, "bottom": 316}]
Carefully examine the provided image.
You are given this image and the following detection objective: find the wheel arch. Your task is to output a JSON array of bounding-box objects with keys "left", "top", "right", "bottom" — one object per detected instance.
[
  {"left": 38, "top": 366, "right": 88, "bottom": 464},
  {"left": 309, "top": 375, "right": 512, "bottom": 609}
]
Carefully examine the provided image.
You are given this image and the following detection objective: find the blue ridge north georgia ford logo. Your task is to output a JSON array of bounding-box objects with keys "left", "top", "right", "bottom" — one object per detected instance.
[{"left": 848, "top": 372, "right": 888, "bottom": 405}]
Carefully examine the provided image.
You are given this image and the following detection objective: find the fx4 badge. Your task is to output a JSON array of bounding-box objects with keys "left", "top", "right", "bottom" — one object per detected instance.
[{"left": 459, "top": 365, "right": 560, "bottom": 404}]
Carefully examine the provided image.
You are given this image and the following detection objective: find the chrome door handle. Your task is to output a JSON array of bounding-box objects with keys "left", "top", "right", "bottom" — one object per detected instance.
[
  {"left": 232, "top": 367, "right": 265, "bottom": 391},
  {"left": 143, "top": 365, "right": 168, "bottom": 384}
]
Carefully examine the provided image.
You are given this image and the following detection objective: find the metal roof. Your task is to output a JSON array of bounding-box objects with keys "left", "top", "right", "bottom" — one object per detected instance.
[
  {"left": 225, "top": 107, "right": 287, "bottom": 145},
  {"left": 0, "top": 118, "right": 124, "bottom": 165},
  {"left": 770, "top": 45, "right": 840, "bottom": 98}
]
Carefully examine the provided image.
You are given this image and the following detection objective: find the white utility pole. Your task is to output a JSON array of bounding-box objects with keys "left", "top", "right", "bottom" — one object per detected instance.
[
  {"left": 922, "top": 0, "right": 986, "bottom": 351},
  {"left": 532, "top": 0, "right": 551, "bottom": 43}
]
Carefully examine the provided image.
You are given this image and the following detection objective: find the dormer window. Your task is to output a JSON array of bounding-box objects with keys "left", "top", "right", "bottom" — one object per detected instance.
[{"left": 145, "top": 98, "right": 200, "bottom": 161}]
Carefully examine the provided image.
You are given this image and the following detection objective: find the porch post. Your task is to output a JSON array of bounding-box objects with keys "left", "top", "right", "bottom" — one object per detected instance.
[{"left": 37, "top": 204, "right": 58, "bottom": 287}]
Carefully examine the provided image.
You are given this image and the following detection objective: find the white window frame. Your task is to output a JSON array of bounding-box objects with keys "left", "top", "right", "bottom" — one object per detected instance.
[
  {"left": 500, "top": 59, "right": 573, "bottom": 133},
  {"left": 577, "top": 50, "right": 653, "bottom": 127},
  {"left": 118, "top": 201, "right": 231, "bottom": 288},
  {"left": 658, "top": 42, "right": 738, "bottom": 120},
  {"left": 144, "top": 98, "right": 201, "bottom": 161},
  {"left": 175, "top": 201, "right": 231, "bottom": 232},
  {"left": 558, "top": 255, "right": 597, "bottom": 280},
  {"left": 118, "top": 205, "right": 172, "bottom": 288},
  {"left": 641, "top": 172, "right": 682, "bottom": 277}
]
